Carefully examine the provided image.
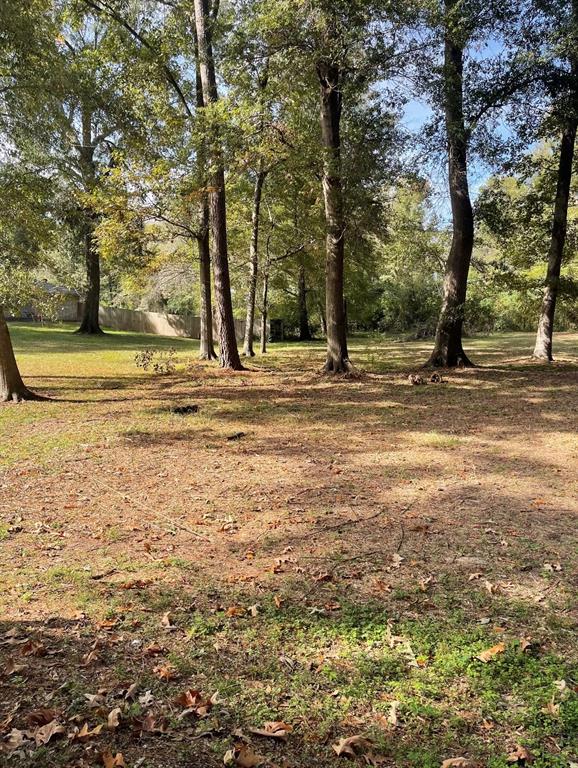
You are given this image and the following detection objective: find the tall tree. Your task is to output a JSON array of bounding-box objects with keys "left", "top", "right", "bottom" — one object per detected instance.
[
  {"left": 193, "top": 0, "right": 243, "bottom": 370},
  {"left": 427, "top": 0, "right": 474, "bottom": 367},
  {"left": 532, "top": 0, "right": 578, "bottom": 360}
]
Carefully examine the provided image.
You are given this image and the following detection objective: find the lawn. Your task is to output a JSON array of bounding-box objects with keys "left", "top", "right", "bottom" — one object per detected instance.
[{"left": 1, "top": 323, "right": 577, "bottom": 768}]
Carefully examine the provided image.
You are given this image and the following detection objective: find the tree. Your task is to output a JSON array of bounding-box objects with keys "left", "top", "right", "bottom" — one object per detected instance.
[
  {"left": 193, "top": 0, "right": 243, "bottom": 370},
  {"left": 426, "top": 0, "right": 475, "bottom": 366},
  {"left": 532, "top": 0, "right": 578, "bottom": 360},
  {"left": 0, "top": 1, "right": 57, "bottom": 401}
]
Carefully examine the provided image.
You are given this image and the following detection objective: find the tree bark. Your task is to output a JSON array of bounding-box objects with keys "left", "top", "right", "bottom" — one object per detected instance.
[
  {"left": 0, "top": 308, "right": 39, "bottom": 402},
  {"left": 533, "top": 120, "right": 577, "bottom": 360},
  {"left": 197, "top": 203, "right": 217, "bottom": 360},
  {"left": 318, "top": 300, "right": 327, "bottom": 336},
  {"left": 193, "top": 0, "right": 243, "bottom": 370},
  {"left": 317, "top": 60, "right": 350, "bottom": 373},
  {"left": 260, "top": 269, "right": 269, "bottom": 354},
  {"left": 533, "top": 0, "right": 578, "bottom": 362},
  {"left": 427, "top": 0, "right": 474, "bottom": 368},
  {"left": 298, "top": 262, "right": 311, "bottom": 341},
  {"left": 243, "top": 164, "right": 267, "bottom": 356},
  {"left": 76, "top": 106, "right": 103, "bottom": 335},
  {"left": 194, "top": 21, "right": 217, "bottom": 361},
  {"left": 76, "top": 217, "right": 103, "bottom": 334}
]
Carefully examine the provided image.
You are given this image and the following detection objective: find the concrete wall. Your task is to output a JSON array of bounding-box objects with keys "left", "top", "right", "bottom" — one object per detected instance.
[{"left": 98, "top": 305, "right": 253, "bottom": 342}]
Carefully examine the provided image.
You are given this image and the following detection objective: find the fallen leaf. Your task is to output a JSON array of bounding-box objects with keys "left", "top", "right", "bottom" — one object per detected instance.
[
  {"left": 160, "top": 611, "right": 177, "bottom": 630},
  {"left": 3, "top": 728, "right": 30, "bottom": 752},
  {"left": 391, "top": 553, "right": 404, "bottom": 569},
  {"left": 71, "top": 722, "right": 104, "bottom": 742},
  {"left": 153, "top": 663, "right": 177, "bottom": 681},
  {"left": 102, "top": 750, "right": 125, "bottom": 767},
  {"left": 107, "top": 708, "right": 122, "bottom": 730},
  {"left": 507, "top": 744, "right": 533, "bottom": 764},
  {"left": 476, "top": 642, "right": 506, "bottom": 663},
  {"left": 20, "top": 639, "right": 47, "bottom": 657},
  {"left": 223, "top": 743, "right": 264, "bottom": 767},
  {"left": 226, "top": 605, "right": 246, "bottom": 618},
  {"left": 34, "top": 719, "right": 66, "bottom": 745},
  {"left": 332, "top": 734, "right": 373, "bottom": 758},
  {"left": 387, "top": 700, "right": 400, "bottom": 727},
  {"left": 175, "top": 689, "right": 214, "bottom": 718},
  {"left": 26, "top": 708, "right": 58, "bottom": 727},
  {"left": 441, "top": 759, "right": 476, "bottom": 768},
  {"left": 248, "top": 720, "right": 293, "bottom": 741},
  {"left": 4, "top": 657, "right": 26, "bottom": 676}
]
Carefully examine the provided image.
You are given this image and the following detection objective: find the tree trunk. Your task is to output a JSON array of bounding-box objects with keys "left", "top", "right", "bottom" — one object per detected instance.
[
  {"left": 260, "top": 270, "right": 269, "bottom": 354},
  {"left": 317, "top": 60, "right": 350, "bottom": 373},
  {"left": 427, "top": 0, "right": 474, "bottom": 368},
  {"left": 198, "top": 204, "right": 217, "bottom": 360},
  {"left": 76, "top": 106, "right": 103, "bottom": 335},
  {"left": 193, "top": 0, "right": 243, "bottom": 370},
  {"left": 298, "top": 262, "right": 311, "bottom": 341},
  {"left": 243, "top": 164, "right": 267, "bottom": 356},
  {"left": 76, "top": 218, "right": 103, "bottom": 334},
  {"left": 533, "top": 63, "right": 578, "bottom": 360},
  {"left": 318, "top": 300, "right": 327, "bottom": 336},
  {"left": 0, "top": 308, "right": 39, "bottom": 402},
  {"left": 194, "top": 22, "right": 217, "bottom": 362}
]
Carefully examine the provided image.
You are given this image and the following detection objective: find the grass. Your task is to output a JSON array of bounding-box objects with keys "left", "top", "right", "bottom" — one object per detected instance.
[{"left": 0, "top": 322, "right": 577, "bottom": 767}]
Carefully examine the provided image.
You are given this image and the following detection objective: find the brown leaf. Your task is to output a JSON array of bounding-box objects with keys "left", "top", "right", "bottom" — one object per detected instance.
[
  {"left": 34, "top": 719, "right": 66, "bottom": 745},
  {"left": 102, "top": 750, "right": 125, "bottom": 767},
  {"left": 507, "top": 745, "right": 534, "bottom": 765},
  {"left": 224, "top": 743, "right": 264, "bottom": 767},
  {"left": 441, "top": 759, "right": 476, "bottom": 768},
  {"left": 248, "top": 720, "right": 293, "bottom": 741},
  {"left": 20, "top": 639, "right": 47, "bottom": 657},
  {"left": 175, "top": 689, "right": 214, "bottom": 718},
  {"left": 3, "top": 728, "right": 30, "bottom": 752},
  {"left": 475, "top": 642, "right": 506, "bottom": 663},
  {"left": 26, "top": 708, "right": 59, "bottom": 727},
  {"left": 160, "top": 611, "right": 177, "bottom": 630},
  {"left": 143, "top": 642, "right": 165, "bottom": 656},
  {"left": 153, "top": 662, "right": 177, "bottom": 681},
  {"left": 4, "top": 657, "right": 26, "bottom": 676},
  {"left": 226, "top": 605, "right": 246, "bottom": 618},
  {"left": 70, "top": 722, "right": 104, "bottom": 742},
  {"left": 332, "top": 734, "right": 373, "bottom": 758},
  {"left": 107, "top": 707, "right": 122, "bottom": 730}
]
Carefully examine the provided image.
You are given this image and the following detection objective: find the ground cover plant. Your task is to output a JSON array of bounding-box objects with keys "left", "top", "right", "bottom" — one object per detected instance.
[{"left": 1, "top": 326, "right": 577, "bottom": 767}]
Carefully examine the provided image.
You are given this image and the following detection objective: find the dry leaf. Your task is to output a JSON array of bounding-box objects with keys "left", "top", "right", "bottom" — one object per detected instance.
[
  {"left": 441, "top": 759, "right": 476, "bottom": 768},
  {"left": 226, "top": 605, "right": 246, "bottom": 618},
  {"left": 107, "top": 708, "right": 122, "bottom": 730},
  {"left": 223, "top": 743, "right": 264, "bottom": 767},
  {"left": 71, "top": 722, "right": 104, "bottom": 742},
  {"left": 248, "top": 720, "right": 293, "bottom": 741},
  {"left": 20, "top": 639, "right": 47, "bottom": 657},
  {"left": 4, "top": 657, "right": 26, "bottom": 676},
  {"left": 26, "top": 708, "right": 59, "bottom": 727},
  {"left": 387, "top": 700, "right": 400, "bottom": 727},
  {"left": 34, "top": 719, "right": 66, "bottom": 745},
  {"left": 160, "top": 611, "right": 177, "bottom": 630},
  {"left": 507, "top": 744, "right": 533, "bottom": 764},
  {"left": 175, "top": 689, "right": 214, "bottom": 718},
  {"left": 332, "top": 734, "right": 373, "bottom": 758},
  {"left": 153, "top": 663, "right": 177, "bottom": 680},
  {"left": 102, "top": 750, "right": 125, "bottom": 767},
  {"left": 476, "top": 642, "right": 506, "bottom": 663}
]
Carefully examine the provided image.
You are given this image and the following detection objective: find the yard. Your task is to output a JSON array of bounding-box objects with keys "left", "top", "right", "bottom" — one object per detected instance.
[{"left": 1, "top": 324, "right": 577, "bottom": 768}]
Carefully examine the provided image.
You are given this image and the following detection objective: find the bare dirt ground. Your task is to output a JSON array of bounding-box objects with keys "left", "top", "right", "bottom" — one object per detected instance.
[{"left": 1, "top": 327, "right": 577, "bottom": 768}]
